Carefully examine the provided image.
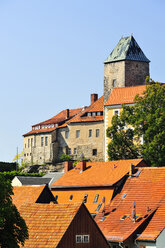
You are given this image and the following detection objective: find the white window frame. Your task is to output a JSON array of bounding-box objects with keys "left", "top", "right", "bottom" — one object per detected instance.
[
  {"left": 76, "top": 235, "right": 82, "bottom": 243},
  {"left": 113, "top": 109, "right": 120, "bottom": 116},
  {"left": 83, "top": 235, "right": 90, "bottom": 243},
  {"left": 76, "top": 130, "right": 80, "bottom": 138}
]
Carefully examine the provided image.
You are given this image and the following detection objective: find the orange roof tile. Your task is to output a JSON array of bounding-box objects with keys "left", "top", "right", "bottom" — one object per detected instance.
[
  {"left": 51, "top": 159, "right": 145, "bottom": 187},
  {"left": 68, "top": 96, "right": 103, "bottom": 123},
  {"left": 95, "top": 167, "right": 165, "bottom": 242},
  {"left": 12, "top": 186, "right": 45, "bottom": 209},
  {"left": 51, "top": 189, "right": 113, "bottom": 214},
  {"left": 137, "top": 197, "right": 165, "bottom": 241},
  {"left": 19, "top": 203, "right": 81, "bottom": 248},
  {"left": 24, "top": 108, "right": 82, "bottom": 136},
  {"left": 105, "top": 85, "right": 146, "bottom": 106}
]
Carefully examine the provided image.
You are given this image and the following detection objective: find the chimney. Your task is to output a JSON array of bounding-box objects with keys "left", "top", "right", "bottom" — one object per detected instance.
[
  {"left": 129, "top": 163, "right": 135, "bottom": 177},
  {"left": 75, "top": 161, "right": 86, "bottom": 172},
  {"left": 66, "top": 109, "right": 69, "bottom": 119},
  {"left": 64, "top": 161, "right": 73, "bottom": 173},
  {"left": 91, "top": 93, "right": 98, "bottom": 105}
]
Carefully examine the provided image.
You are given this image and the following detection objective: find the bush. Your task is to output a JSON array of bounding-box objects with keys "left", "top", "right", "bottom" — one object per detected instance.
[
  {"left": 60, "top": 153, "right": 72, "bottom": 161},
  {"left": 0, "top": 162, "right": 17, "bottom": 172},
  {"left": 0, "top": 171, "right": 44, "bottom": 181}
]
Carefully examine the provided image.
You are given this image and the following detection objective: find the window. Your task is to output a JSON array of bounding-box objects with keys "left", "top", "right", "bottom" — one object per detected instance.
[
  {"left": 112, "top": 79, "right": 117, "bottom": 87},
  {"left": 76, "top": 235, "right": 83, "bottom": 243},
  {"left": 31, "top": 138, "right": 33, "bottom": 147},
  {"left": 83, "top": 235, "right": 89, "bottom": 243},
  {"left": 74, "top": 148, "right": 77, "bottom": 155},
  {"left": 68, "top": 148, "right": 71, "bottom": 155},
  {"left": 28, "top": 139, "right": 30, "bottom": 148},
  {"left": 76, "top": 130, "right": 80, "bottom": 138},
  {"left": 113, "top": 109, "right": 119, "bottom": 116},
  {"left": 92, "top": 149, "right": 97, "bottom": 156},
  {"left": 34, "top": 136, "right": 36, "bottom": 147},
  {"left": 93, "top": 194, "right": 99, "bottom": 203},
  {"left": 83, "top": 194, "right": 88, "bottom": 203},
  {"left": 87, "top": 112, "right": 92, "bottom": 116},
  {"left": 69, "top": 195, "right": 73, "bottom": 201},
  {"left": 41, "top": 137, "right": 44, "bottom": 147},
  {"left": 27, "top": 153, "right": 29, "bottom": 156},
  {"left": 92, "top": 112, "right": 96, "bottom": 116},
  {"left": 25, "top": 144, "right": 26, "bottom": 148},
  {"left": 24, "top": 154, "right": 26, "bottom": 157},
  {"left": 75, "top": 235, "right": 90, "bottom": 243},
  {"left": 96, "top": 203, "right": 102, "bottom": 212},
  {"left": 97, "top": 111, "right": 101, "bottom": 116},
  {"left": 45, "top": 136, "right": 48, "bottom": 146},
  {"left": 65, "top": 130, "right": 69, "bottom": 139},
  {"left": 96, "top": 129, "right": 99, "bottom": 137},
  {"left": 89, "top": 129, "right": 92, "bottom": 137}
]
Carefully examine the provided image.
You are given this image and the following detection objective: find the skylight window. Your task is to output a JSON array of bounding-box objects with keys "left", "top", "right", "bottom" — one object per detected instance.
[
  {"left": 100, "top": 216, "right": 106, "bottom": 222},
  {"left": 69, "top": 195, "right": 73, "bottom": 201},
  {"left": 122, "top": 193, "right": 127, "bottom": 199},
  {"left": 93, "top": 194, "right": 99, "bottom": 203},
  {"left": 95, "top": 203, "right": 102, "bottom": 212},
  {"left": 83, "top": 194, "right": 88, "bottom": 203}
]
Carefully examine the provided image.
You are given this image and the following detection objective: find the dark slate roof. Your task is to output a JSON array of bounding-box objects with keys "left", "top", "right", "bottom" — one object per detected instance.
[
  {"left": 42, "top": 172, "right": 64, "bottom": 185},
  {"left": 104, "top": 36, "right": 150, "bottom": 63},
  {"left": 16, "top": 176, "right": 51, "bottom": 186}
]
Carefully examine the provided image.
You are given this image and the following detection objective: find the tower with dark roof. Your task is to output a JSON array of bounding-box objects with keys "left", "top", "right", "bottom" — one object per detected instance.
[{"left": 104, "top": 36, "right": 150, "bottom": 104}]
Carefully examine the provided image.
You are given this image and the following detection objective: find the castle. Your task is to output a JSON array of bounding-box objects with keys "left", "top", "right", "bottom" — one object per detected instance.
[{"left": 23, "top": 35, "right": 150, "bottom": 165}]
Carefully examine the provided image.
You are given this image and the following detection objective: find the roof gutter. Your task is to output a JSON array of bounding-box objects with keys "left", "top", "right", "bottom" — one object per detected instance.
[{"left": 50, "top": 184, "right": 114, "bottom": 189}]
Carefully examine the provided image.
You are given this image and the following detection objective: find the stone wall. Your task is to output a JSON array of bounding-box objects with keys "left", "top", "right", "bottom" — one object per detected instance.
[
  {"left": 125, "top": 60, "right": 149, "bottom": 87},
  {"left": 103, "top": 60, "right": 149, "bottom": 104},
  {"left": 57, "top": 122, "right": 104, "bottom": 162},
  {"left": 104, "top": 61, "right": 125, "bottom": 104},
  {"left": 23, "top": 133, "right": 52, "bottom": 165}
]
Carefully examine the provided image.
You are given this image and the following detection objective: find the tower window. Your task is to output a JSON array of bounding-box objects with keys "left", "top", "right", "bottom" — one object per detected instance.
[
  {"left": 92, "top": 149, "right": 97, "bottom": 156},
  {"left": 65, "top": 130, "right": 69, "bottom": 139},
  {"left": 112, "top": 79, "right": 117, "bottom": 87}
]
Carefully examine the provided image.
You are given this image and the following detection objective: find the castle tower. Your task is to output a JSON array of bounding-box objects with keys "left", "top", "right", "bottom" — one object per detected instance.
[{"left": 104, "top": 36, "right": 150, "bottom": 104}]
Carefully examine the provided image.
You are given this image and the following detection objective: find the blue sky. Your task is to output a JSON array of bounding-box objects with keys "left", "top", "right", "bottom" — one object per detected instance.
[{"left": 0, "top": 0, "right": 165, "bottom": 162}]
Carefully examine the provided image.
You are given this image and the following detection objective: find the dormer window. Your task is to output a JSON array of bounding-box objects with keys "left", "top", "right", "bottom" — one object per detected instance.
[
  {"left": 69, "top": 195, "right": 73, "bottom": 201},
  {"left": 87, "top": 112, "right": 92, "bottom": 116}
]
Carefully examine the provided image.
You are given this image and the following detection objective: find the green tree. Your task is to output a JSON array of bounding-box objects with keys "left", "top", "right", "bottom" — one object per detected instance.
[
  {"left": 0, "top": 175, "right": 28, "bottom": 247},
  {"left": 107, "top": 80, "right": 165, "bottom": 167},
  {"left": 106, "top": 113, "right": 140, "bottom": 161}
]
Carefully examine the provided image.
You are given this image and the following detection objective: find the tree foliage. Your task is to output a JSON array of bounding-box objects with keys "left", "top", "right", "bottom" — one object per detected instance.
[
  {"left": 107, "top": 80, "right": 165, "bottom": 167},
  {"left": 0, "top": 175, "right": 28, "bottom": 247}
]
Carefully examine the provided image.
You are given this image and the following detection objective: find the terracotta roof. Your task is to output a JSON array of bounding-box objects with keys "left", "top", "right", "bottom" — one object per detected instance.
[
  {"left": 51, "top": 189, "right": 114, "bottom": 214},
  {"left": 51, "top": 159, "right": 146, "bottom": 187},
  {"left": 23, "top": 108, "right": 82, "bottom": 136},
  {"left": 19, "top": 203, "right": 81, "bottom": 248},
  {"left": 34, "top": 108, "right": 83, "bottom": 126},
  {"left": 95, "top": 167, "right": 165, "bottom": 242},
  {"left": 68, "top": 96, "right": 103, "bottom": 123},
  {"left": 137, "top": 197, "right": 165, "bottom": 241},
  {"left": 12, "top": 185, "right": 45, "bottom": 209},
  {"left": 105, "top": 85, "right": 146, "bottom": 106}
]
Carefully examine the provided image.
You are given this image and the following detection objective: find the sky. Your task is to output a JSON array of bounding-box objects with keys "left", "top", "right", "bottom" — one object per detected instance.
[{"left": 0, "top": 0, "right": 165, "bottom": 162}]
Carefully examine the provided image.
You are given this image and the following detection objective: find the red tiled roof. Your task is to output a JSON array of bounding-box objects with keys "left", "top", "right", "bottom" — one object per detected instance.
[
  {"left": 95, "top": 167, "right": 165, "bottom": 242},
  {"left": 34, "top": 108, "right": 83, "bottom": 126},
  {"left": 23, "top": 108, "right": 82, "bottom": 136},
  {"left": 51, "top": 159, "right": 145, "bottom": 187},
  {"left": 105, "top": 85, "right": 146, "bottom": 106},
  {"left": 19, "top": 203, "right": 81, "bottom": 248},
  {"left": 12, "top": 186, "right": 45, "bottom": 209},
  {"left": 68, "top": 96, "right": 103, "bottom": 123},
  {"left": 51, "top": 189, "right": 114, "bottom": 214}
]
